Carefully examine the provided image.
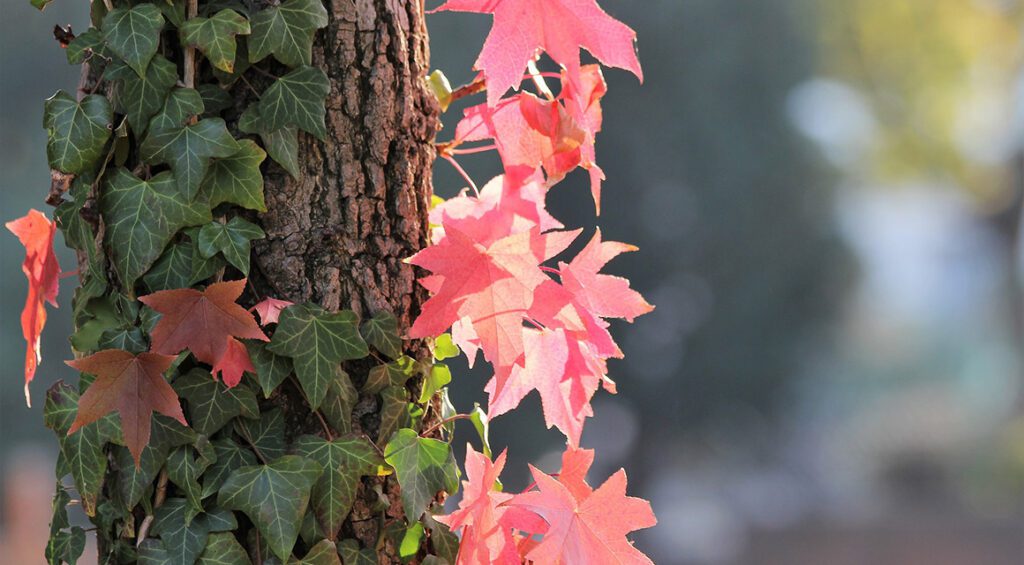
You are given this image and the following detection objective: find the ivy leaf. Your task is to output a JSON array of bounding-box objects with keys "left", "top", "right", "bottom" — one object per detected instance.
[
  {"left": 240, "top": 106, "right": 301, "bottom": 178},
  {"left": 418, "top": 363, "right": 452, "bottom": 403},
  {"left": 268, "top": 304, "right": 368, "bottom": 410},
  {"left": 143, "top": 242, "right": 194, "bottom": 293},
  {"left": 113, "top": 444, "right": 164, "bottom": 511},
  {"left": 174, "top": 368, "right": 259, "bottom": 436},
  {"left": 248, "top": 0, "right": 328, "bottom": 67},
  {"left": 201, "top": 139, "right": 268, "bottom": 212},
  {"left": 140, "top": 117, "right": 239, "bottom": 200},
  {"left": 43, "top": 91, "right": 112, "bottom": 174},
  {"left": 383, "top": 429, "right": 460, "bottom": 520},
  {"left": 376, "top": 385, "right": 408, "bottom": 447},
  {"left": 108, "top": 55, "right": 178, "bottom": 136},
  {"left": 45, "top": 526, "right": 86, "bottom": 565},
  {"left": 198, "top": 84, "right": 234, "bottom": 116},
  {"left": 66, "top": 350, "right": 187, "bottom": 466},
  {"left": 139, "top": 279, "right": 268, "bottom": 370},
  {"left": 294, "top": 435, "right": 384, "bottom": 539},
  {"left": 198, "top": 532, "right": 252, "bottom": 565},
  {"left": 197, "top": 217, "right": 265, "bottom": 275},
  {"left": 217, "top": 455, "right": 323, "bottom": 562},
  {"left": 258, "top": 66, "right": 330, "bottom": 140},
  {"left": 294, "top": 540, "right": 341, "bottom": 565},
  {"left": 338, "top": 540, "right": 376, "bottom": 565},
  {"left": 363, "top": 356, "right": 415, "bottom": 395},
  {"left": 167, "top": 446, "right": 207, "bottom": 522},
  {"left": 247, "top": 341, "right": 293, "bottom": 398},
  {"left": 433, "top": 333, "right": 460, "bottom": 361},
  {"left": 101, "top": 168, "right": 212, "bottom": 288},
  {"left": 149, "top": 499, "right": 213, "bottom": 565},
  {"left": 234, "top": 407, "right": 287, "bottom": 462},
  {"left": 148, "top": 88, "right": 205, "bottom": 132},
  {"left": 319, "top": 373, "right": 358, "bottom": 435},
  {"left": 180, "top": 9, "right": 251, "bottom": 73},
  {"left": 360, "top": 311, "right": 403, "bottom": 359},
  {"left": 66, "top": 28, "right": 105, "bottom": 64},
  {"left": 102, "top": 3, "right": 164, "bottom": 78},
  {"left": 202, "top": 438, "right": 257, "bottom": 499}
]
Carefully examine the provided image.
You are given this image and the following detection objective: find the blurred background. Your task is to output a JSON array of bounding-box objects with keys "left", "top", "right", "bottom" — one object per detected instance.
[{"left": 3, "top": 0, "right": 1024, "bottom": 563}]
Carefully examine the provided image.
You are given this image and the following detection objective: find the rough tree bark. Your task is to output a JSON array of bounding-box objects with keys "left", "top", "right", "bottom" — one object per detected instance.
[{"left": 249, "top": 0, "right": 440, "bottom": 559}]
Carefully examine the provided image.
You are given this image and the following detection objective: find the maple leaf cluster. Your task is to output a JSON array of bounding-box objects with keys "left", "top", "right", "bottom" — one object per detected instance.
[
  {"left": 439, "top": 444, "right": 657, "bottom": 564},
  {"left": 423, "top": 1, "right": 658, "bottom": 562}
]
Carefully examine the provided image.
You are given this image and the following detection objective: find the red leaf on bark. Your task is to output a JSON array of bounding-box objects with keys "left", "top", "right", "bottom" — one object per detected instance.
[
  {"left": 139, "top": 279, "right": 268, "bottom": 379},
  {"left": 435, "top": 0, "right": 642, "bottom": 106},
  {"left": 66, "top": 350, "right": 187, "bottom": 465},
  {"left": 251, "top": 297, "right": 294, "bottom": 326},
  {"left": 505, "top": 449, "right": 657, "bottom": 564},
  {"left": 6, "top": 209, "right": 62, "bottom": 406},
  {"left": 211, "top": 336, "right": 256, "bottom": 387}
]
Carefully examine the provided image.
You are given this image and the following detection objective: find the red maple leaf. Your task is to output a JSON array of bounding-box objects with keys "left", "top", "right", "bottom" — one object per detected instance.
[
  {"left": 6, "top": 210, "right": 62, "bottom": 406},
  {"left": 211, "top": 336, "right": 256, "bottom": 387},
  {"left": 251, "top": 297, "right": 294, "bottom": 326},
  {"left": 139, "top": 279, "right": 268, "bottom": 380},
  {"left": 560, "top": 65, "right": 608, "bottom": 211},
  {"left": 408, "top": 225, "right": 579, "bottom": 385},
  {"left": 435, "top": 0, "right": 642, "bottom": 106},
  {"left": 505, "top": 448, "right": 657, "bottom": 564},
  {"left": 66, "top": 350, "right": 188, "bottom": 465},
  {"left": 559, "top": 229, "right": 654, "bottom": 323},
  {"left": 436, "top": 446, "right": 521, "bottom": 564}
]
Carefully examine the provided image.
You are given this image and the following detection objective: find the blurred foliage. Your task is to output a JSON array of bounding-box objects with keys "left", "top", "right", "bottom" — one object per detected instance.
[{"left": 819, "top": 0, "right": 1024, "bottom": 206}]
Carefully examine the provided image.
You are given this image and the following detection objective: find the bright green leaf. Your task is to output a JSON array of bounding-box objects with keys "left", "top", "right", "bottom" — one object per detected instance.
[
  {"left": 418, "top": 363, "right": 451, "bottom": 404},
  {"left": 432, "top": 334, "right": 459, "bottom": 362}
]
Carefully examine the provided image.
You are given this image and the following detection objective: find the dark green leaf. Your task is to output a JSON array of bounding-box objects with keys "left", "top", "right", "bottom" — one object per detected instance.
[
  {"left": 320, "top": 372, "right": 357, "bottom": 435},
  {"left": 143, "top": 242, "right": 194, "bottom": 293},
  {"left": 248, "top": 0, "right": 328, "bottom": 67},
  {"left": 363, "top": 356, "right": 415, "bottom": 395},
  {"left": 113, "top": 444, "right": 165, "bottom": 511},
  {"left": 376, "top": 385, "right": 408, "bottom": 447},
  {"left": 202, "top": 438, "right": 257, "bottom": 499},
  {"left": 102, "top": 4, "right": 164, "bottom": 77},
  {"left": 268, "top": 304, "right": 368, "bottom": 410},
  {"left": 98, "top": 327, "right": 148, "bottom": 353},
  {"left": 294, "top": 435, "right": 384, "bottom": 539},
  {"left": 360, "top": 311, "right": 402, "bottom": 359},
  {"left": 201, "top": 139, "right": 267, "bottom": 212},
  {"left": 198, "top": 532, "right": 252, "bottom": 565},
  {"left": 174, "top": 368, "right": 259, "bottom": 436},
  {"left": 383, "top": 429, "right": 459, "bottom": 520},
  {"left": 180, "top": 9, "right": 250, "bottom": 73},
  {"left": 295, "top": 540, "right": 341, "bottom": 565},
  {"left": 43, "top": 91, "right": 112, "bottom": 174},
  {"left": 234, "top": 408, "right": 286, "bottom": 462},
  {"left": 338, "top": 539, "right": 376, "bottom": 565},
  {"left": 422, "top": 511, "right": 459, "bottom": 564},
  {"left": 150, "top": 499, "right": 213, "bottom": 565},
  {"left": 167, "top": 446, "right": 206, "bottom": 522},
  {"left": 198, "top": 84, "right": 234, "bottom": 116},
  {"left": 218, "top": 456, "right": 323, "bottom": 561},
  {"left": 148, "top": 88, "right": 205, "bottom": 132},
  {"left": 197, "top": 217, "right": 265, "bottom": 274},
  {"left": 46, "top": 526, "right": 86, "bottom": 565},
  {"left": 258, "top": 66, "right": 330, "bottom": 140},
  {"left": 108, "top": 55, "right": 178, "bottom": 136},
  {"left": 66, "top": 28, "right": 105, "bottom": 64},
  {"left": 101, "top": 168, "right": 213, "bottom": 287},
  {"left": 240, "top": 105, "right": 300, "bottom": 178},
  {"left": 248, "top": 341, "right": 293, "bottom": 398},
  {"left": 140, "top": 117, "right": 239, "bottom": 199}
]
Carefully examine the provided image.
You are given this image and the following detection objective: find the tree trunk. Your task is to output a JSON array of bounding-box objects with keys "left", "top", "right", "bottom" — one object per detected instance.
[{"left": 250, "top": 0, "right": 439, "bottom": 559}]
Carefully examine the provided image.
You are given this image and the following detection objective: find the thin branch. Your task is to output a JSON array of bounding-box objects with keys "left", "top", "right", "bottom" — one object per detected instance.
[
  {"left": 448, "top": 144, "right": 497, "bottom": 155},
  {"left": 440, "top": 154, "right": 479, "bottom": 197},
  {"left": 136, "top": 469, "right": 169, "bottom": 546},
  {"left": 421, "top": 413, "right": 472, "bottom": 438},
  {"left": 183, "top": 0, "right": 199, "bottom": 102},
  {"left": 449, "top": 76, "right": 486, "bottom": 104}
]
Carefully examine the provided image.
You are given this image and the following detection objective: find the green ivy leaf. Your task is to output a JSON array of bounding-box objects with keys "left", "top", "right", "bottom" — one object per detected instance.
[
  {"left": 167, "top": 446, "right": 207, "bottom": 523},
  {"left": 258, "top": 66, "right": 330, "bottom": 140},
  {"left": 418, "top": 364, "right": 451, "bottom": 403},
  {"left": 234, "top": 408, "right": 287, "bottom": 462},
  {"left": 218, "top": 455, "right": 323, "bottom": 562},
  {"left": 240, "top": 106, "right": 300, "bottom": 178},
  {"left": 113, "top": 444, "right": 164, "bottom": 511},
  {"left": 202, "top": 438, "right": 257, "bottom": 499},
  {"left": 101, "top": 168, "right": 213, "bottom": 288},
  {"left": 99, "top": 327, "right": 148, "bottom": 353},
  {"left": 294, "top": 540, "right": 341, "bottom": 565},
  {"left": 247, "top": 341, "right": 293, "bottom": 398},
  {"left": 363, "top": 356, "right": 415, "bottom": 395},
  {"left": 432, "top": 334, "right": 459, "bottom": 361},
  {"left": 45, "top": 527, "right": 86, "bottom": 565},
  {"left": 102, "top": 4, "right": 164, "bottom": 78},
  {"left": 268, "top": 305, "right": 368, "bottom": 410},
  {"left": 198, "top": 532, "right": 252, "bottom": 565},
  {"left": 397, "top": 522, "right": 424, "bottom": 562},
  {"left": 200, "top": 139, "right": 268, "bottom": 212},
  {"left": 183, "top": 227, "right": 228, "bottom": 284},
  {"left": 143, "top": 242, "right": 193, "bottom": 293},
  {"left": 422, "top": 510, "right": 460, "bottom": 563},
  {"left": 180, "top": 9, "right": 251, "bottom": 73},
  {"left": 148, "top": 499, "right": 212, "bottom": 565},
  {"left": 360, "top": 311, "right": 403, "bottom": 359},
  {"left": 197, "top": 217, "right": 265, "bottom": 275},
  {"left": 294, "top": 435, "right": 384, "bottom": 540},
  {"left": 383, "top": 429, "right": 459, "bottom": 521},
  {"left": 108, "top": 55, "right": 178, "bottom": 136},
  {"left": 320, "top": 372, "right": 358, "bottom": 435},
  {"left": 66, "top": 28, "right": 105, "bottom": 64},
  {"left": 174, "top": 368, "right": 259, "bottom": 436},
  {"left": 148, "top": 88, "right": 205, "bottom": 132},
  {"left": 337, "top": 540, "right": 376, "bottom": 565},
  {"left": 248, "top": 0, "right": 328, "bottom": 67},
  {"left": 140, "top": 117, "right": 239, "bottom": 200},
  {"left": 376, "top": 385, "right": 408, "bottom": 447},
  {"left": 468, "top": 403, "right": 492, "bottom": 459},
  {"left": 198, "top": 84, "right": 234, "bottom": 116},
  {"left": 43, "top": 91, "right": 112, "bottom": 175}
]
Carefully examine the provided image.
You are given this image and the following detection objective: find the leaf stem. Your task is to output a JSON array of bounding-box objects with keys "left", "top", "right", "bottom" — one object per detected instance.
[
  {"left": 449, "top": 144, "right": 497, "bottom": 155},
  {"left": 440, "top": 154, "right": 479, "bottom": 197},
  {"left": 449, "top": 76, "right": 486, "bottom": 104},
  {"left": 421, "top": 413, "right": 472, "bottom": 438}
]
